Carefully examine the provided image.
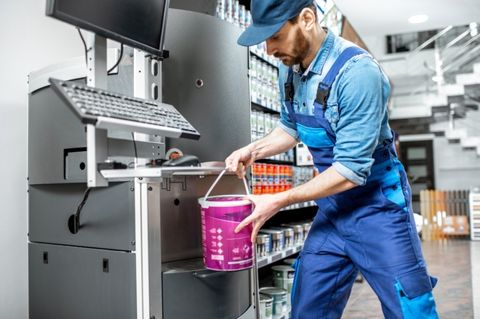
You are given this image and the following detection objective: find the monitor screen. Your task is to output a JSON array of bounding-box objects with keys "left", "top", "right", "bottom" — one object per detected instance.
[{"left": 46, "top": 0, "right": 169, "bottom": 57}]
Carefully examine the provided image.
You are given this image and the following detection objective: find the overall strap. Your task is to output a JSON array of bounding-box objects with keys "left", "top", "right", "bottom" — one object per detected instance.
[
  {"left": 284, "top": 68, "right": 297, "bottom": 124},
  {"left": 315, "top": 46, "right": 368, "bottom": 107},
  {"left": 284, "top": 68, "right": 295, "bottom": 102}
]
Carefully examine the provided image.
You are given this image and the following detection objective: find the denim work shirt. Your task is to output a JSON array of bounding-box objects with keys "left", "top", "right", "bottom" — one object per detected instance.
[{"left": 277, "top": 29, "right": 393, "bottom": 185}]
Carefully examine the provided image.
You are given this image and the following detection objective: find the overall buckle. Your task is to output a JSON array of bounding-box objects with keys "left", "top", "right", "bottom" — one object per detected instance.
[{"left": 316, "top": 84, "right": 330, "bottom": 109}]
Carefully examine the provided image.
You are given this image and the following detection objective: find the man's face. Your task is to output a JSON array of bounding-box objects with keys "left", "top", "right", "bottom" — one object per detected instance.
[{"left": 266, "top": 21, "right": 310, "bottom": 67}]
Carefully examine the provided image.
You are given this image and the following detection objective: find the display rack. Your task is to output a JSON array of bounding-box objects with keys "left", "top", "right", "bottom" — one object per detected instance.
[
  {"left": 257, "top": 244, "right": 304, "bottom": 268},
  {"left": 470, "top": 188, "right": 480, "bottom": 240}
]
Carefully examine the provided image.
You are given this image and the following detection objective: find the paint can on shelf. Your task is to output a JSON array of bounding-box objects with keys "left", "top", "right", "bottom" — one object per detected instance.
[
  {"left": 256, "top": 233, "right": 271, "bottom": 257},
  {"left": 259, "top": 293, "right": 273, "bottom": 319},
  {"left": 259, "top": 287, "right": 288, "bottom": 319},
  {"left": 272, "top": 265, "right": 295, "bottom": 315},
  {"left": 259, "top": 229, "right": 285, "bottom": 252},
  {"left": 283, "top": 258, "right": 296, "bottom": 267}
]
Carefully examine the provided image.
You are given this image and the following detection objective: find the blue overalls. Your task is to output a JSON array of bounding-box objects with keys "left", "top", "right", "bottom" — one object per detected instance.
[{"left": 286, "top": 47, "right": 439, "bottom": 319}]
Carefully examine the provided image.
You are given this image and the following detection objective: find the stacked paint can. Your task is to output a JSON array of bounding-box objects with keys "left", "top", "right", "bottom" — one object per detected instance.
[
  {"left": 256, "top": 233, "right": 272, "bottom": 258},
  {"left": 282, "top": 223, "right": 305, "bottom": 246},
  {"left": 272, "top": 226, "right": 295, "bottom": 249},
  {"left": 302, "top": 221, "right": 313, "bottom": 240},
  {"left": 251, "top": 163, "right": 293, "bottom": 195},
  {"left": 260, "top": 229, "right": 285, "bottom": 253},
  {"left": 259, "top": 287, "right": 288, "bottom": 319},
  {"left": 251, "top": 111, "right": 279, "bottom": 141},
  {"left": 283, "top": 258, "right": 296, "bottom": 267},
  {"left": 259, "top": 293, "right": 273, "bottom": 319},
  {"left": 292, "top": 166, "right": 315, "bottom": 187},
  {"left": 215, "top": 0, "right": 250, "bottom": 29},
  {"left": 250, "top": 57, "right": 281, "bottom": 111},
  {"left": 250, "top": 112, "right": 293, "bottom": 162},
  {"left": 255, "top": 221, "right": 313, "bottom": 260},
  {"left": 272, "top": 265, "right": 295, "bottom": 317}
]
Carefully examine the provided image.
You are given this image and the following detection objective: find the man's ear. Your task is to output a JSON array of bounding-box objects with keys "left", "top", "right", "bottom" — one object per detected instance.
[{"left": 299, "top": 7, "right": 316, "bottom": 31}]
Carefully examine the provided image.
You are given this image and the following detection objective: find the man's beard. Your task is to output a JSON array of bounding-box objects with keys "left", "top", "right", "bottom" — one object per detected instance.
[{"left": 276, "top": 28, "right": 310, "bottom": 66}]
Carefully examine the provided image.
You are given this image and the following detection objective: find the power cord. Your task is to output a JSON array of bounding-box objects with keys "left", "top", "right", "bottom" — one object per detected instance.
[
  {"left": 128, "top": 132, "right": 139, "bottom": 168},
  {"left": 68, "top": 187, "right": 92, "bottom": 234},
  {"left": 131, "top": 132, "right": 138, "bottom": 158},
  {"left": 77, "top": 27, "right": 89, "bottom": 65},
  {"left": 107, "top": 44, "right": 124, "bottom": 75},
  {"left": 77, "top": 27, "right": 124, "bottom": 75}
]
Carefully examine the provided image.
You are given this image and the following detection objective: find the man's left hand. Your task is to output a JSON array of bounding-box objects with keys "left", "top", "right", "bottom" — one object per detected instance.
[{"left": 235, "top": 193, "right": 286, "bottom": 242}]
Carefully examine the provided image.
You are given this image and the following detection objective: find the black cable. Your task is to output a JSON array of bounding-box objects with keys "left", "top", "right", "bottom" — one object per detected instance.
[
  {"left": 68, "top": 187, "right": 92, "bottom": 234},
  {"left": 77, "top": 27, "right": 124, "bottom": 75},
  {"left": 108, "top": 44, "right": 124, "bottom": 75},
  {"left": 77, "top": 27, "right": 89, "bottom": 65},
  {"left": 131, "top": 132, "right": 138, "bottom": 159},
  {"left": 75, "top": 187, "right": 92, "bottom": 221}
]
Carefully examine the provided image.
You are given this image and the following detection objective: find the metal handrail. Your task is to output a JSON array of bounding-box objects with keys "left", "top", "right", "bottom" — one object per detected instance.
[
  {"left": 385, "top": 23, "right": 479, "bottom": 109},
  {"left": 442, "top": 29, "right": 472, "bottom": 52},
  {"left": 441, "top": 33, "right": 480, "bottom": 66},
  {"left": 407, "top": 26, "right": 453, "bottom": 58},
  {"left": 443, "top": 45, "right": 480, "bottom": 73},
  {"left": 378, "top": 25, "right": 454, "bottom": 63}
]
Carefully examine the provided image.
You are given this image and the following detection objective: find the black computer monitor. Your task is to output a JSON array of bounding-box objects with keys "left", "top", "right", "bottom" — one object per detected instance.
[{"left": 46, "top": 0, "right": 170, "bottom": 58}]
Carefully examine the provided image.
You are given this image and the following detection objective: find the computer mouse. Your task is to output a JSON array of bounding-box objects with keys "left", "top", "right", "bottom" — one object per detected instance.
[{"left": 162, "top": 154, "right": 201, "bottom": 167}]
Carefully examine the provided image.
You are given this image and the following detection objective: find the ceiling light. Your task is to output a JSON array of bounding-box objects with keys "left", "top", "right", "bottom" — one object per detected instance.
[{"left": 408, "top": 14, "right": 429, "bottom": 24}]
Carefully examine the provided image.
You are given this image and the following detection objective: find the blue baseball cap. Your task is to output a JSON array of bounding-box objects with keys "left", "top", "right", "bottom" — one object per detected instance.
[{"left": 238, "top": 0, "right": 315, "bottom": 46}]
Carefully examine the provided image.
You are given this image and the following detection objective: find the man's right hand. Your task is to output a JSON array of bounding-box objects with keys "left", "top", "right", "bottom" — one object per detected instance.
[{"left": 225, "top": 145, "right": 255, "bottom": 178}]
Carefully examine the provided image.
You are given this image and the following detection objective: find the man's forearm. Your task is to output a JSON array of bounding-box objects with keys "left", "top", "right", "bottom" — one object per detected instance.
[
  {"left": 247, "top": 127, "right": 297, "bottom": 161},
  {"left": 277, "top": 166, "right": 358, "bottom": 207}
]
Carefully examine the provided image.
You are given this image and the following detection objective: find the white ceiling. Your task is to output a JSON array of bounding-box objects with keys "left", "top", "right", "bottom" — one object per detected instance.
[{"left": 334, "top": 0, "right": 480, "bottom": 37}]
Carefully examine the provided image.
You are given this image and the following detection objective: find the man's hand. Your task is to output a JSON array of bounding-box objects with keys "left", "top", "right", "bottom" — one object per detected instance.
[
  {"left": 225, "top": 127, "right": 297, "bottom": 178},
  {"left": 235, "top": 193, "right": 286, "bottom": 242},
  {"left": 225, "top": 146, "right": 255, "bottom": 178}
]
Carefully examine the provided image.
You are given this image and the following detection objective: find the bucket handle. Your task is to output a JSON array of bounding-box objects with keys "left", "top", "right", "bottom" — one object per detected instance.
[{"left": 204, "top": 169, "right": 250, "bottom": 200}]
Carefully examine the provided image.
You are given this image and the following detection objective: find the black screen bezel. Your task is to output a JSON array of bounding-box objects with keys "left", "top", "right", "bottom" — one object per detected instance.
[{"left": 45, "top": 0, "right": 169, "bottom": 58}]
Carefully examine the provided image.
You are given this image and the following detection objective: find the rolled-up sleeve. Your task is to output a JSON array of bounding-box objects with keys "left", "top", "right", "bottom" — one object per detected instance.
[
  {"left": 333, "top": 57, "right": 388, "bottom": 185},
  {"left": 276, "top": 65, "right": 299, "bottom": 139}
]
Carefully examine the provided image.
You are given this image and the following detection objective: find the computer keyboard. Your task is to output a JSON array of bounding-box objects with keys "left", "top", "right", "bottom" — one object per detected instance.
[{"left": 49, "top": 78, "right": 200, "bottom": 140}]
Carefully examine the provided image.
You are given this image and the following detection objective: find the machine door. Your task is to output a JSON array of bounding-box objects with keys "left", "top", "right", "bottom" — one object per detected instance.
[
  {"left": 29, "top": 243, "right": 136, "bottom": 319},
  {"left": 163, "top": 259, "right": 251, "bottom": 319}
]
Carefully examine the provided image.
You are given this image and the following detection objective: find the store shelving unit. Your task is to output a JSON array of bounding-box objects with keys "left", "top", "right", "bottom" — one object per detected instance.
[
  {"left": 470, "top": 189, "right": 480, "bottom": 240},
  {"left": 257, "top": 244, "right": 304, "bottom": 268}
]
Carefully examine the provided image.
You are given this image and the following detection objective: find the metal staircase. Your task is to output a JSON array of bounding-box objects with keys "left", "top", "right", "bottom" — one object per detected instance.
[{"left": 385, "top": 23, "right": 480, "bottom": 152}]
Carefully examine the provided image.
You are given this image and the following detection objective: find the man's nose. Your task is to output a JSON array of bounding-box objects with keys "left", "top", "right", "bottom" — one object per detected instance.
[{"left": 266, "top": 40, "right": 275, "bottom": 56}]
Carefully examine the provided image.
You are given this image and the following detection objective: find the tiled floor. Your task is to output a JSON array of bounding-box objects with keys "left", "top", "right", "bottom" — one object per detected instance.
[{"left": 343, "top": 240, "right": 475, "bottom": 319}]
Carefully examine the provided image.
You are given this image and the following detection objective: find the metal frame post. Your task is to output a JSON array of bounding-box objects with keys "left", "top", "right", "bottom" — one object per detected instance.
[
  {"left": 133, "top": 49, "right": 164, "bottom": 319},
  {"left": 134, "top": 180, "right": 163, "bottom": 319},
  {"left": 85, "top": 32, "right": 109, "bottom": 187}
]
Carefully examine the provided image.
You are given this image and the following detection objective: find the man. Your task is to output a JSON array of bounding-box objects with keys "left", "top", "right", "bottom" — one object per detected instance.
[{"left": 225, "top": 0, "right": 439, "bottom": 318}]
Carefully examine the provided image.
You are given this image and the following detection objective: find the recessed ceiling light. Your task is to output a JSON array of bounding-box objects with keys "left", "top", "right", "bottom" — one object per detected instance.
[{"left": 408, "top": 14, "right": 429, "bottom": 24}]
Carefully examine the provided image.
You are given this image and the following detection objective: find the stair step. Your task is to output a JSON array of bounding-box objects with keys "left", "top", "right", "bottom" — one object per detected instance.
[
  {"left": 474, "top": 63, "right": 480, "bottom": 75},
  {"left": 429, "top": 94, "right": 448, "bottom": 106},
  {"left": 455, "top": 73, "right": 480, "bottom": 85},
  {"left": 443, "top": 84, "right": 465, "bottom": 96},
  {"left": 461, "top": 137, "right": 480, "bottom": 148},
  {"left": 445, "top": 128, "right": 468, "bottom": 141},
  {"left": 429, "top": 121, "right": 450, "bottom": 134}
]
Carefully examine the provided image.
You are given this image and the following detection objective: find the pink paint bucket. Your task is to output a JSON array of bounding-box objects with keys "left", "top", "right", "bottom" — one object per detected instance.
[{"left": 198, "top": 170, "right": 253, "bottom": 271}]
